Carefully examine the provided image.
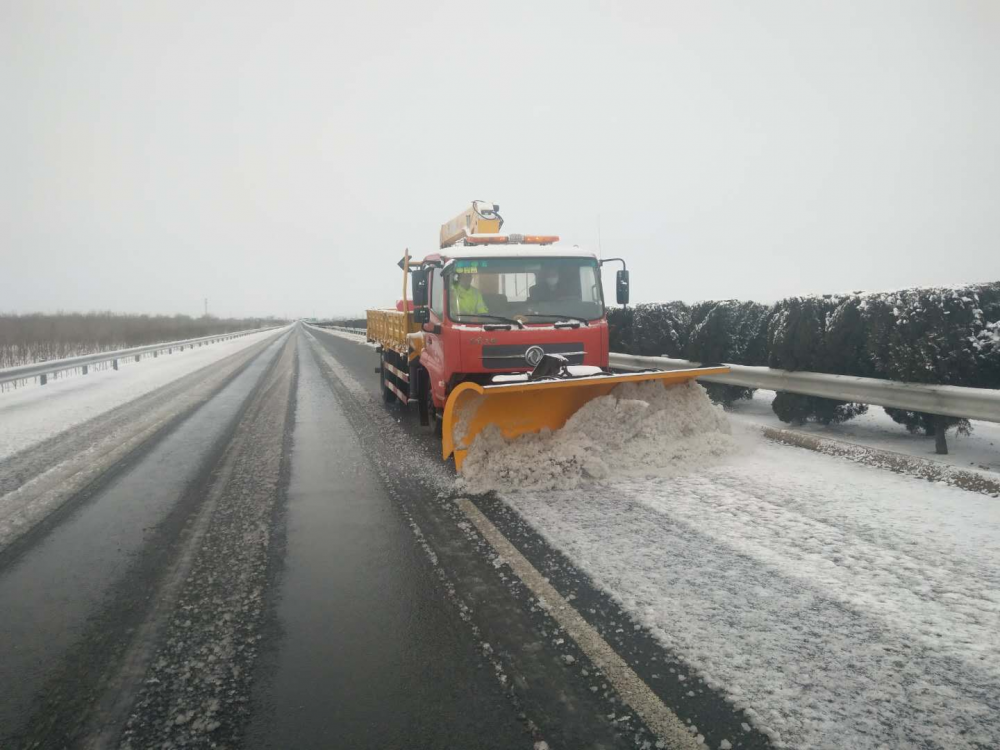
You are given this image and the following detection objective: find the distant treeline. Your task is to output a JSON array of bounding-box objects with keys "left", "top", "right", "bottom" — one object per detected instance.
[
  {"left": 0, "top": 311, "right": 286, "bottom": 368},
  {"left": 609, "top": 282, "right": 1000, "bottom": 443}
]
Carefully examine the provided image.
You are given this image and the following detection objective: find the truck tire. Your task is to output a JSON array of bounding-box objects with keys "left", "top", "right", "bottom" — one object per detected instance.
[{"left": 428, "top": 386, "right": 443, "bottom": 438}]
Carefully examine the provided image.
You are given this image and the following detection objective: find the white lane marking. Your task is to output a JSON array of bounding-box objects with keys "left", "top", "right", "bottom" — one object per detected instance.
[{"left": 455, "top": 497, "right": 701, "bottom": 750}]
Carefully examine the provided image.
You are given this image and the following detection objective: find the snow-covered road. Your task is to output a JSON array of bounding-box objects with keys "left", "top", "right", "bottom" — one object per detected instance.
[
  {"left": 307, "top": 326, "right": 1000, "bottom": 747},
  {"left": 496, "top": 428, "right": 1000, "bottom": 748},
  {"left": 0, "top": 327, "right": 287, "bottom": 461},
  {"left": 10, "top": 318, "right": 993, "bottom": 747}
]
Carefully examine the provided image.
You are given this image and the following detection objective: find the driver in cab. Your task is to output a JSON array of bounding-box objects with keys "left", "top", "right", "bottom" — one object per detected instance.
[
  {"left": 528, "top": 267, "right": 562, "bottom": 303},
  {"left": 452, "top": 271, "right": 489, "bottom": 315}
]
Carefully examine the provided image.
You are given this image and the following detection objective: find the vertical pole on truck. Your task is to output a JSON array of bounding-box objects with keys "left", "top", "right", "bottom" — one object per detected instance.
[{"left": 401, "top": 248, "right": 410, "bottom": 331}]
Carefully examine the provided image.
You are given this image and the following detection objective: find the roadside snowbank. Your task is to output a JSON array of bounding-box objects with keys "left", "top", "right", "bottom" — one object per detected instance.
[
  {"left": 497, "top": 444, "right": 1000, "bottom": 749},
  {"left": 727, "top": 389, "right": 1000, "bottom": 473},
  {"left": 459, "top": 381, "right": 736, "bottom": 493}
]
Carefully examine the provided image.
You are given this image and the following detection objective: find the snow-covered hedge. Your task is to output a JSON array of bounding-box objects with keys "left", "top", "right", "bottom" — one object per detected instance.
[{"left": 608, "top": 282, "right": 1000, "bottom": 431}]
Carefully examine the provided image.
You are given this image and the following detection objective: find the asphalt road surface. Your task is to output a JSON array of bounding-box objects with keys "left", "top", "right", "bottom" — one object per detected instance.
[{"left": 0, "top": 324, "right": 769, "bottom": 749}]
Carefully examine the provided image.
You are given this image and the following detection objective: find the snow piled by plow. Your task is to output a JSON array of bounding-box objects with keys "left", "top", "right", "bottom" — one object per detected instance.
[
  {"left": 458, "top": 380, "right": 736, "bottom": 493},
  {"left": 461, "top": 380, "right": 1000, "bottom": 748}
]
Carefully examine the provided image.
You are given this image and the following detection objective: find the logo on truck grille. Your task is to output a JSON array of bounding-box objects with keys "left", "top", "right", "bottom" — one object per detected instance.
[{"left": 524, "top": 346, "right": 545, "bottom": 367}]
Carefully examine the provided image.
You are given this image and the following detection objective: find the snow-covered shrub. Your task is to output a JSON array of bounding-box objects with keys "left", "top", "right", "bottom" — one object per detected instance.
[
  {"left": 686, "top": 300, "right": 769, "bottom": 407},
  {"left": 606, "top": 306, "right": 635, "bottom": 353},
  {"left": 767, "top": 296, "right": 868, "bottom": 425},
  {"left": 610, "top": 281, "right": 997, "bottom": 439},
  {"left": 865, "top": 286, "right": 990, "bottom": 450},
  {"left": 977, "top": 320, "right": 1000, "bottom": 389},
  {"left": 884, "top": 287, "right": 983, "bottom": 386},
  {"left": 631, "top": 302, "right": 690, "bottom": 358},
  {"left": 970, "top": 282, "right": 1000, "bottom": 389},
  {"left": 773, "top": 392, "right": 869, "bottom": 426},
  {"left": 768, "top": 296, "right": 833, "bottom": 371},
  {"left": 825, "top": 295, "right": 874, "bottom": 376}
]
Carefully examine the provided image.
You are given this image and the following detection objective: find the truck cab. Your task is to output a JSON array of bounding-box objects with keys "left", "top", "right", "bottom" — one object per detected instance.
[
  {"left": 413, "top": 245, "right": 610, "bottom": 419},
  {"left": 367, "top": 202, "right": 632, "bottom": 442},
  {"left": 366, "top": 202, "right": 722, "bottom": 469}
]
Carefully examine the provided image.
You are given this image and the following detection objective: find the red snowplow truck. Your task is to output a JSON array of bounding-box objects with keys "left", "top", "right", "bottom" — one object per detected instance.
[{"left": 366, "top": 201, "right": 727, "bottom": 470}]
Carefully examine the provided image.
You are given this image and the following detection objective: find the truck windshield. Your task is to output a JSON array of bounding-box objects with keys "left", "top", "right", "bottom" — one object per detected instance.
[{"left": 447, "top": 257, "right": 603, "bottom": 323}]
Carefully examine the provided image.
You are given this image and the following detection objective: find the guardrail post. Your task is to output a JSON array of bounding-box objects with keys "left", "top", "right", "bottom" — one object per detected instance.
[
  {"left": 40, "top": 373, "right": 47, "bottom": 385},
  {"left": 113, "top": 359, "right": 119, "bottom": 371},
  {"left": 82, "top": 365, "right": 88, "bottom": 375},
  {"left": 153, "top": 350, "right": 158, "bottom": 358},
  {"left": 135, "top": 354, "right": 140, "bottom": 362},
  {"left": 934, "top": 416, "right": 948, "bottom": 455}
]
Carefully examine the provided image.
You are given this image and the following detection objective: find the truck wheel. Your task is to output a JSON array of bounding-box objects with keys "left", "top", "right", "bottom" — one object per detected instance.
[
  {"left": 429, "top": 389, "right": 443, "bottom": 438},
  {"left": 380, "top": 355, "right": 394, "bottom": 403}
]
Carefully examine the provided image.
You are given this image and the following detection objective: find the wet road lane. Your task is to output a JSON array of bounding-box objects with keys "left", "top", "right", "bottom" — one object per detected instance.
[
  {"left": 0, "top": 333, "right": 290, "bottom": 742},
  {"left": 248, "top": 334, "right": 526, "bottom": 748},
  {"left": 0, "top": 323, "right": 718, "bottom": 749}
]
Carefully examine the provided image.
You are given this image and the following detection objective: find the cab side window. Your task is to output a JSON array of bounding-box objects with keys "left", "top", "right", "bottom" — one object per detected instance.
[{"left": 430, "top": 267, "right": 444, "bottom": 317}]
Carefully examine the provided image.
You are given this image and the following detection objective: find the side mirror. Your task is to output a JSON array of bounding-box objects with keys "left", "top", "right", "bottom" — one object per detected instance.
[
  {"left": 411, "top": 269, "right": 429, "bottom": 307},
  {"left": 413, "top": 307, "right": 430, "bottom": 324},
  {"left": 616, "top": 269, "right": 630, "bottom": 305}
]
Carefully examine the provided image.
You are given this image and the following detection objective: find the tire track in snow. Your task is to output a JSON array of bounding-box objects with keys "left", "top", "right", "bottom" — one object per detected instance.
[
  {"left": 114, "top": 332, "right": 297, "bottom": 749},
  {"left": 0, "top": 331, "right": 285, "bottom": 556},
  {"left": 497, "top": 458, "right": 1000, "bottom": 749}
]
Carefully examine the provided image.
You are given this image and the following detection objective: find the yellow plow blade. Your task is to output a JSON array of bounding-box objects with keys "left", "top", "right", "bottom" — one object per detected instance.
[{"left": 442, "top": 367, "right": 729, "bottom": 471}]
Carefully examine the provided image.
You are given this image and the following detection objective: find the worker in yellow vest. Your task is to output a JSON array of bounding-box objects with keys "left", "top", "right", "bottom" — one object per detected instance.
[{"left": 452, "top": 272, "right": 489, "bottom": 315}]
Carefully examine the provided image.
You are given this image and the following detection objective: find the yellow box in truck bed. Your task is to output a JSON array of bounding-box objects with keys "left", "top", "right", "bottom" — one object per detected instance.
[{"left": 366, "top": 309, "right": 419, "bottom": 354}]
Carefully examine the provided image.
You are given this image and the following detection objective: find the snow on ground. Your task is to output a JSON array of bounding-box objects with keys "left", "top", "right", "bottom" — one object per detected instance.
[
  {"left": 306, "top": 325, "right": 376, "bottom": 348},
  {"left": 728, "top": 389, "right": 1000, "bottom": 473},
  {"left": 465, "top": 382, "right": 1000, "bottom": 748},
  {"left": 459, "top": 380, "right": 736, "bottom": 493},
  {"left": 310, "top": 324, "right": 1000, "bottom": 472},
  {"left": 0, "top": 328, "right": 284, "bottom": 461}
]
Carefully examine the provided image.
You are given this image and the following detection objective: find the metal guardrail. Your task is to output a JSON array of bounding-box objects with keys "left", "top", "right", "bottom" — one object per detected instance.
[
  {"left": 0, "top": 326, "right": 282, "bottom": 389},
  {"left": 236, "top": 327, "right": 1000, "bottom": 424},
  {"left": 610, "top": 353, "right": 1000, "bottom": 424},
  {"left": 311, "top": 324, "right": 367, "bottom": 337}
]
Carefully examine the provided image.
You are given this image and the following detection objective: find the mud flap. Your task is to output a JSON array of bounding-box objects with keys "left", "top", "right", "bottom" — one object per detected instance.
[{"left": 442, "top": 367, "right": 729, "bottom": 471}]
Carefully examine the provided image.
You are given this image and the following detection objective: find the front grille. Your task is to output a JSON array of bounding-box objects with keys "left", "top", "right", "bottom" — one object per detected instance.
[{"left": 481, "top": 342, "right": 586, "bottom": 369}]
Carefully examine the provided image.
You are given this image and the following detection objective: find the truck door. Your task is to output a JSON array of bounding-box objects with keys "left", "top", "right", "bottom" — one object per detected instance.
[{"left": 421, "top": 265, "right": 447, "bottom": 407}]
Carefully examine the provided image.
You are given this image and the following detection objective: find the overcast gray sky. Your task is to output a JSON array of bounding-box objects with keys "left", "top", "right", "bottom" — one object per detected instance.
[{"left": 2, "top": 0, "right": 998, "bottom": 319}]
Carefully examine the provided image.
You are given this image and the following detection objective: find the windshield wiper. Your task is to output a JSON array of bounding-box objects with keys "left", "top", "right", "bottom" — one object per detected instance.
[
  {"left": 456, "top": 314, "right": 525, "bottom": 329},
  {"left": 518, "top": 314, "right": 592, "bottom": 326}
]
